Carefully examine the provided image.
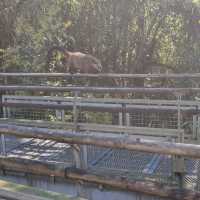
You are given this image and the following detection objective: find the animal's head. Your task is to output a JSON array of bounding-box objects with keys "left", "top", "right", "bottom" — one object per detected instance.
[{"left": 46, "top": 46, "right": 70, "bottom": 72}]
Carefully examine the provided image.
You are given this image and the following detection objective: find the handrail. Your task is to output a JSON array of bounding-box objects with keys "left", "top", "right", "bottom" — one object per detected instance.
[
  {"left": 0, "top": 85, "right": 200, "bottom": 94},
  {"left": 3, "top": 95, "right": 200, "bottom": 105},
  {"left": 0, "top": 72, "right": 200, "bottom": 78},
  {"left": 0, "top": 124, "right": 198, "bottom": 158},
  {"left": 0, "top": 119, "right": 185, "bottom": 138}
]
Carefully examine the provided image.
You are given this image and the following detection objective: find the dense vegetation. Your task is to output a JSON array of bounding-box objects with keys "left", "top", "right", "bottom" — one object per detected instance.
[
  {"left": 0, "top": 0, "right": 199, "bottom": 127},
  {"left": 0, "top": 0, "right": 199, "bottom": 78}
]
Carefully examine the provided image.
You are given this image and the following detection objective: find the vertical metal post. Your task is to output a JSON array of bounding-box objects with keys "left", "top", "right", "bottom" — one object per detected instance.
[
  {"left": 55, "top": 103, "right": 65, "bottom": 122},
  {"left": 1, "top": 134, "right": 6, "bottom": 156},
  {"left": 122, "top": 103, "right": 126, "bottom": 126},
  {"left": 196, "top": 161, "right": 200, "bottom": 191},
  {"left": 119, "top": 103, "right": 127, "bottom": 126},
  {"left": 72, "top": 146, "right": 81, "bottom": 168},
  {"left": 72, "top": 91, "right": 88, "bottom": 199},
  {"left": 72, "top": 91, "right": 81, "bottom": 168},
  {"left": 61, "top": 110, "right": 65, "bottom": 122},
  {"left": 72, "top": 91, "right": 88, "bottom": 169},
  {"left": 2, "top": 96, "right": 6, "bottom": 118},
  {"left": 197, "top": 116, "right": 200, "bottom": 142},
  {"left": 73, "top": 91, "right": 79, "bottom": 132},
  {"left": 193, "top": 115, "right": 198, "bottom": 140},
  {"left": 119, "top": 103, "right": 128, "bottom": 136},
  {"left": 174, "top": 95, "right": 185, "bottom": 189},
  {"left": 118, "top": 112, "right": 123, "bottom": 126},
  {"left": 82, "top": 144, "right": 88, "bottom": 169},
  {"left": 177, "top": 96, "right": 182, "bottom": 131},
  {"left": 1, "top": 96, "right": 6, "bottom": 155},
  {"left": 126, "top": 113, "right": 130, "bottom": 126},
  {"left": 177, "top": 95, "right": 184, "bottom": 143},
  {"left": 1, "top": 70, "right": 9, "bottom": 156}
]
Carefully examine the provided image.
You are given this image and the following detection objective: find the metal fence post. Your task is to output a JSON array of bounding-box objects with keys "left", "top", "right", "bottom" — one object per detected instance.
[
  {"left": 119, "top": 103, "right": 129, "bottom": 126},
  {"left": 197, "top": 116, "right": 200, "bottom": 142},
  {"left": 173, "top": 95, "right": 185, "bottom": 189},
  {"left": 193, "top": 115, "right": 198, "bottom": 140},
  {"left": 72, "top": 91, "right": 81, "bottom": 168},
  {"left": 1, "top": 96, "right": 6, "bottom": 155}
]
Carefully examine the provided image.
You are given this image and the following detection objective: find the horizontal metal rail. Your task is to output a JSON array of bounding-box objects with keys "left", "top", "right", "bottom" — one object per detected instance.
[
  {"left": 0, "top": 124, "right": 199, "bottom": 158},
  {"left": 0, "top": 119, "right": 185, "bottom": 138},
  {"left": 0, "top": 85, "right": 200, "bottom": 94},
  {"left": 1, "top": 101, "right": 197, "bottom": 113},
  {"left": 1, "top": 72, "right": 200, "bottom": 78},
  {"left": 3, "top": 95, "right": 200, "bottom": 106}
]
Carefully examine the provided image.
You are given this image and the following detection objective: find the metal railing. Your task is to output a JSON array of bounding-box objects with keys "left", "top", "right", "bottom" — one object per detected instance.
[{"left": 0, "top": 73, "right": 200, "bottom": 199}]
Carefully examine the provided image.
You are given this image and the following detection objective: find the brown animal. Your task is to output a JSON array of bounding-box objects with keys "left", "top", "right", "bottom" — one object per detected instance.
[{"left": 47, "top": 46, "right": 102, "bottom": 73}]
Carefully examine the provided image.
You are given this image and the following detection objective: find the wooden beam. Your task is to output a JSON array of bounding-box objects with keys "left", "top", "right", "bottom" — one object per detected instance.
[
  {"left": 1, "top": 72, "right": 200, "bottom": 79},
  {"left": 0, "top": 156, "right": 199, "bottom": 200},
  {"left": 0, "top": 124, "right": 199, "bottom": 158},
  {"left": 0, "top": 85, "right": 200, "bottom": 94}
]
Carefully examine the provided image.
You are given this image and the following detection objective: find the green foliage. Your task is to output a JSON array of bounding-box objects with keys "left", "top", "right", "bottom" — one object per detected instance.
[{"left": 0, "top": 0, "right": 199, "bottom": 78}]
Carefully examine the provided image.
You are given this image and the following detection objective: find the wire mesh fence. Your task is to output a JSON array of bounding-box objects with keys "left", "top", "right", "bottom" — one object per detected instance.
[
  {"left": 79, "top": 144, "right": 177, "bottom": 186},
  {"left": 1, "top": 93, "right": 200, "bottom": 191},
  {"left": 130, "top": 112, "right": 178, "bottom": 129}
]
